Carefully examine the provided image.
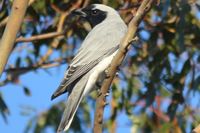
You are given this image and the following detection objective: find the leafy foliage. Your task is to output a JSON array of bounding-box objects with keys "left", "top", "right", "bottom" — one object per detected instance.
[{"left": 0, "top": 0, "right": 200, "bottom": 132}]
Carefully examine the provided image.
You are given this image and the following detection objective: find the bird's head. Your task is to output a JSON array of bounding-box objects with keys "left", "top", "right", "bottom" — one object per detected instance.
[{"left": 72, "top": 4, "right": 120, "bottom": 27}]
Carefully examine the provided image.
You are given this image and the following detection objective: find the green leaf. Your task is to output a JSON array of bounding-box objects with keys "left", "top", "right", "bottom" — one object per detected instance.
[
  {"left": 23, "top": 86, "right": 31, "bottom": 96},
  {"left": 15, "top": 57, "right": 21, "bottom": 68},
  {"left": 25, "top": 56, "right": 33, "bottom": 67},
  {"left": 0, "top": 93, "right": 9, "bottom": 123}
]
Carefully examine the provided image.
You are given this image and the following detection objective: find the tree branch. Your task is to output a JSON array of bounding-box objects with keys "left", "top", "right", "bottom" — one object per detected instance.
[
  {"left": 4, "top": 57, "right": 70, "bottom": 74},
  {"left": 0, "top": 0, "right": 35, "bottom": 28},
  {"left": 0, "top": 0, "right": 29, "bottom": 77},
  {"left": 93, "top": 0, "right": 155, "bottom": 133},
  {"left": 193, "top": 124, "right": 200, "bottom": 133},
  {"left": 0, "top": 57, "right": 73, "bottom": 87},
  {"left": 15, "top": 31, "right": 64, "bottom": 43},
  {"left": 37, "top": 0, "right": 83, "bottom": 65}
]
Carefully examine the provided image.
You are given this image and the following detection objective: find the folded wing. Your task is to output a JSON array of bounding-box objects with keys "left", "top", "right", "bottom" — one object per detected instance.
[{"left": 51, "top": 21, "right": 127, "bottom": 100}]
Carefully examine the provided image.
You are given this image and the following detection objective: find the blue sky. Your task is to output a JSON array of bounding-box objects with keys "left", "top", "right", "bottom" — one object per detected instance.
[
  {"left": 0, "top": 62, "right": 131, "bottom": 133},
  {"left": 1, "top": 4, "right": 200, "bottom": 131},
  {"left": 0, "top": 22, "right": 132, "bottom": 132},
  {"left": 0, "top": 65, "right": 65, "bottom": 132}
]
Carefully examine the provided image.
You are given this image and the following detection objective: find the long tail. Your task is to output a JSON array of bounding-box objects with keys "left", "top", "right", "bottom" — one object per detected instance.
[{"left": 57, "top": 80, "right": 86, "bottom": 133}]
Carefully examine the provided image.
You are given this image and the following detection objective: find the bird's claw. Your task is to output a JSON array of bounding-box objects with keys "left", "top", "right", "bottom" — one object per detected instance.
[
  {"left": 105, "top": 69, "right": 110, "bottom": 78},
  {"left": 116, "top": 72, "right": 119, "bottom": 76},
  {"left": 96, "top": 82, "right": 102, "bottom": 88},
  {"left": 97, "top": 89, "right": 102, "bottom": 97},
  {"left": 104, "top": 92, "right": 110, "bottom": 97}
]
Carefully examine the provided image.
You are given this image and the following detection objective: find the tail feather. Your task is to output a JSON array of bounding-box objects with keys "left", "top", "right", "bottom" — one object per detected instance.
[
  {"left": 51, "top": 79, "right": 80, "bottom": 100},
  {"left": 57, "top": 81, "right": 86, "bottom": 133}
]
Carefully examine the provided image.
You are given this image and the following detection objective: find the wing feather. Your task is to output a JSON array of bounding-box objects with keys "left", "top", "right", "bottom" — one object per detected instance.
[
  {"left": 51, "top": 46, "right": 119, "bottom": 100},
  {"left": 51, "top": 21, "right": 127, "bottom": 100}
]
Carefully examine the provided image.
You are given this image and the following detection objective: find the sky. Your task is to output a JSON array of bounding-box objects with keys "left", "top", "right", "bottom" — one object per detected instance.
[
  {"left": 0, "top": 28, "right": 196, "bottom": 133},
  {"left": 0, "top": 60, "right": 131, "bottom": 133},
  {"left": 0, "top": 15, "right": 132, "bottom": 131},
  {"left": 0, "top": 65, "right": 65, "bottom": 133},
  {"left": 1, "top": 3, "right": 200, "bottom": 132}
]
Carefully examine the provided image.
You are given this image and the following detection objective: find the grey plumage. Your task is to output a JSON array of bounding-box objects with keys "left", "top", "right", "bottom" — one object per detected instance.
[
  {"left": 57, "top": 73, "right": 89, "bottom": 132},
  {"left": 51, "top": 4, "right": 127, "bottom": 132}
]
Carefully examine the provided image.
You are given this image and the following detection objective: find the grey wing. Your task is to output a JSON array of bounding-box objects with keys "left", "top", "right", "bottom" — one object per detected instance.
[
  {"left": 51, "top": 21, "right": 127, "bottom": 100},
  {"left": 51, "top": 61, "right": 98, "bottom": 100},
  {"left": 51, "top": 46, "right": 119, "bottom": 100}
]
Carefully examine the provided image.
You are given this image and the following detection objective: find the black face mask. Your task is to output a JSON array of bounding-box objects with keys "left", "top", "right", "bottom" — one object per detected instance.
[{"left": 72, "top": 5, "right": 107, "bottom": 28}]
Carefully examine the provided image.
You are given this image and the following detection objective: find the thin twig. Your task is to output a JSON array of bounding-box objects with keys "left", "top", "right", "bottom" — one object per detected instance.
[
  {"left": 37, "top": 0, "right": 83, "bottom": 65},
  {"left": 16, "top": 31, "right": 64, "bottom": 43},
  {"left": 83, "top": 0, "right": 90, "bottom": 7},
  {"left": 93, "top": 0, "right": 156, "bottom": 133},
  {"left": 50, "top": 3, "right": 65, "bottom": 14},
  {"left": 1, "top": 57, "right": 72, "bottom": 86},
  {"left": 192, "top": 124, "right": 200, "bottom": 133},
  {"left": 5, "top": 57, "right": 71, "bottom": 74}
]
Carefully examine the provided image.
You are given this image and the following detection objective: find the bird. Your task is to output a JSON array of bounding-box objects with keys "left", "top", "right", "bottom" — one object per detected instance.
[{"left": 51, "top": 4, "right": 127, "bottom": 132}]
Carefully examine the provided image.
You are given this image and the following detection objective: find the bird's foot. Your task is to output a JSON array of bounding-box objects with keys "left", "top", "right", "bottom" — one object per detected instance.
[
  {"left": 97, "top": 88, "right": 102, "bottom": 97},
  {"left": 104, "top": 88, "right": 111, "bottom": 97},
  {"left": 104, "top": 92, "right": 110, "bottom": 97},
  {"left": 96, "top": 81, "right": 102, "bottom": 88},
  {"left": 105, "top": 69, "right": 110, "bottom": 78},
  {"left": 116, "top": 72, "right": 119, "bottom": 77}
]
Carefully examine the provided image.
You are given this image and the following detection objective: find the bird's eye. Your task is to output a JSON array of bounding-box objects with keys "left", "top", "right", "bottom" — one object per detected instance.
[{"left": 91, "top": 9, "right": 98, "bottom": 15}]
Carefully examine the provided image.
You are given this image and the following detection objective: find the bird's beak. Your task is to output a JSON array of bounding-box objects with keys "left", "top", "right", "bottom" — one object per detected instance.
[{"left": 71, "top": 9, "right": 87, "bottom": 17}]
